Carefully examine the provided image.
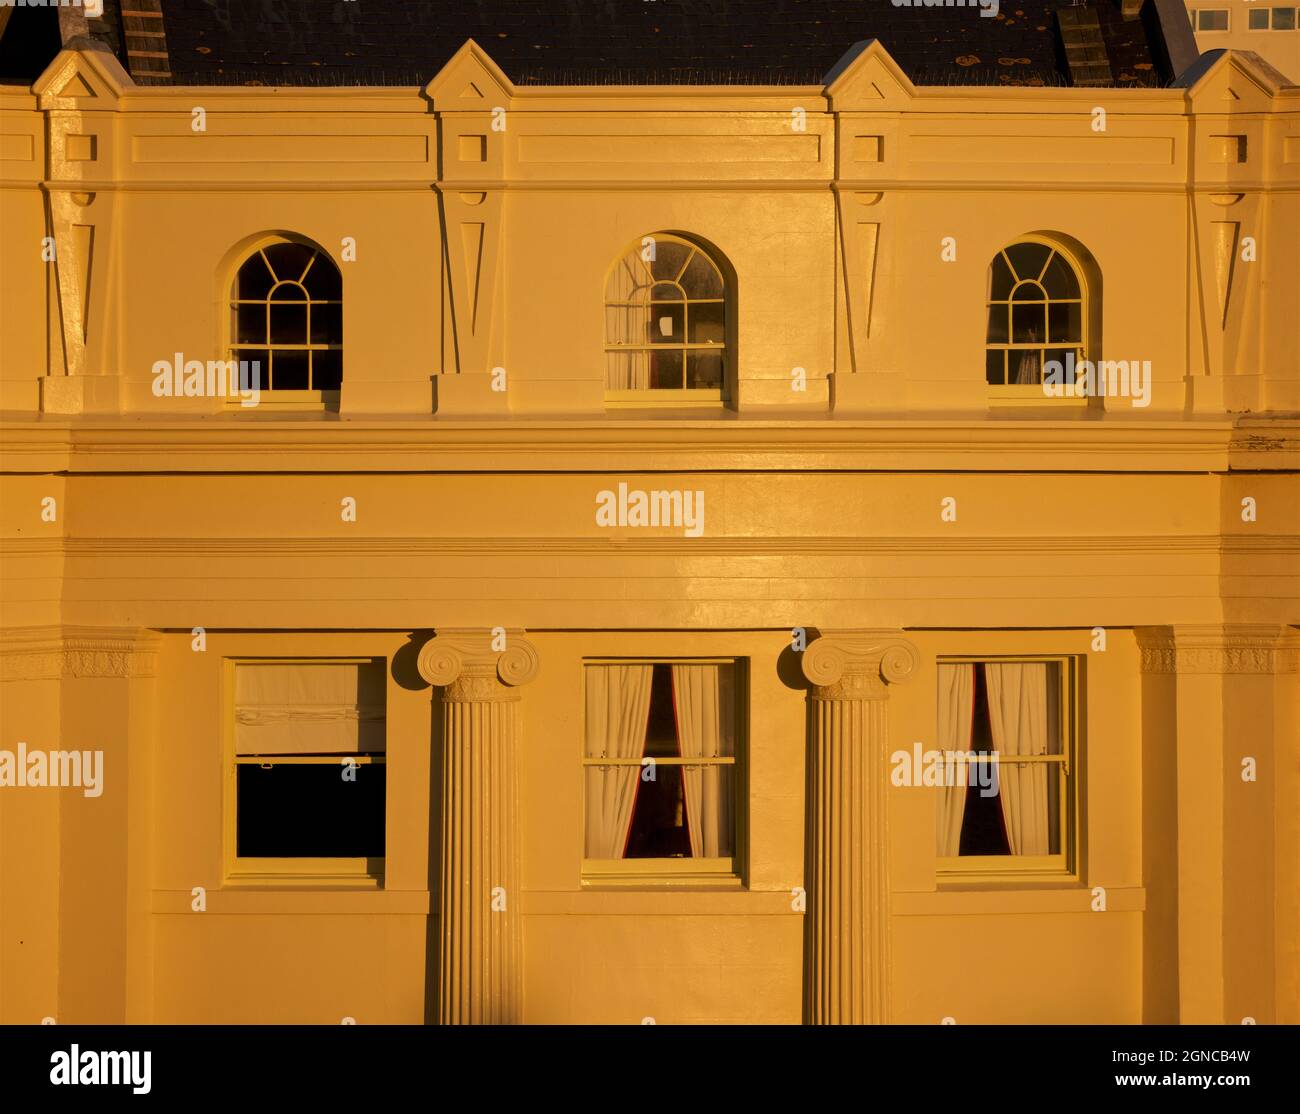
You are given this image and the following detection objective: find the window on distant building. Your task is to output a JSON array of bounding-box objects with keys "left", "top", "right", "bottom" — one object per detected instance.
[
  {"left": 230, "top": 238, "right": 342, "bottom": 404},
  {"left": 1248, "top": 8, "right": 1271, "bottom": 28},
  {"left": 936, "top": 658, "right": 1077, "bottom": 878},
  {"left": 985, "top": 239, "right": 1088, "bottom": 399},
  {"left": 229, "top": 659, "right": 386, "bottom": 879},
  {"left": 1195, "top": 9, "right": 1230, "bottom": 30},
  {"left": 1272, "top": 7, "right": 1297, "bottom": 29},
  {"left": 582, "top": 661, "right": 742, "bottom": 881},
  {"left": 604, "top": 234, "right": 729, "bottom": 405}
]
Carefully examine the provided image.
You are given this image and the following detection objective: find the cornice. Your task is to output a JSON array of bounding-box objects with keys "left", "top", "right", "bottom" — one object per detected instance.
[
  {"left": 0, "top": 625, "right": 160, "bottom": 680},
  {"left": 0, "top": 417, "right": 1262, "bottom": 474},
  {"left": 5, "top": 534, "right": 1293, "bottom": 561}
]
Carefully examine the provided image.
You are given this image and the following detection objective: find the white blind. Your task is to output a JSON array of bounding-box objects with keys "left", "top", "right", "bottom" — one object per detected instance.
[{"left": 234, "top": 662, "right": 385, "bottom": 755}]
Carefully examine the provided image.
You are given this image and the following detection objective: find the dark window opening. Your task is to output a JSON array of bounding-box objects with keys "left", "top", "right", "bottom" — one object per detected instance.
[
  {"left": 958, "top": 662, "right": 1011, "bottom": 856},
  {"left": 236, "top": 762, "right": 385, "bottom": 858},
  {"left": 623, "top": 664, "right": 693, "bottom": 858}
]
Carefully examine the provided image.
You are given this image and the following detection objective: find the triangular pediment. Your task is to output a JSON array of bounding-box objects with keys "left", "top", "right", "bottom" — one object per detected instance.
[
  {"left": 424, "top": 40, "right": 515, "bottom": 110},
  {"left": 33, "top": 46, "right": 130, "bottom": 106},
  {"left": 1176, "top": 48, "right": 1291, "bottom": 111},
  {"left": 823, "top": 39, "right": 915, "bottom": 111}
]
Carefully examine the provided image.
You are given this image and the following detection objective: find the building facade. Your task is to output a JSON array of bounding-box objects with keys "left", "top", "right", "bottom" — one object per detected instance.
[{"left": 1, "top": 2, "right": 1298, "bottom": 1025}]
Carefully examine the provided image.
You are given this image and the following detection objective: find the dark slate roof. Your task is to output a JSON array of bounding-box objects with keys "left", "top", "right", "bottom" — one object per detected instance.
[
  {"left": 155, "top": 0, "right": 1171, "bottom": 88},
  {"left": 0, "top": 0, "right": 1176, "bottom": 88}
]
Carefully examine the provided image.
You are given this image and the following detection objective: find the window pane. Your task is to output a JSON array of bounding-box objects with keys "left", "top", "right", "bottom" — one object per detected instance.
[
  {"left": 236, "top": 253, "right": 275, "bottom": 300},
  {"left": 649, "top": 240, "right": 691, "bottom": 281},
  {"left": 985, "top": 348, "right": 1006, "bottom": 385},
  {"left": 652, "top": 303, "right": 684, "bottom": 342},
  {"left": 606, "top": 350, "right": 651, "bottom": 391},
  {"left": 1274, "top": 7, "right": 1296, "bottom": 29},
  {"left": 263, "top": 242, "right": 315, "bottom": 282},
  {"left": 986, "top": 304, "right": 1009, "bottom": 344},
  {"left": 686, "top": 350, "right": 724, "bottom": 390},
  {"left": 270, "top": 282, "right": 307, "bottom": 301},
  {"left": 1048, "top": 301, "right": 1081, "bottom": 343},
  {"left": 623, "top": 764, "right": 692, "bottom": 857},
  {"left": 1043, "top": 348, "right": 1074, "bottom": 385},
  {"left": 1010, "top": 348, "right": 1042, "bottom": 384},
  {"left": 1012, "top": 302, "right": 1045, "bottom": 344},
  {"left": 650, "top": 281, "right": 682, "bottom": 303},
  {"left": 1198, "top": 9, "right": 1229, "bottom": 29},
  {"left": 1005, "top": 242, "right": 1051, "bottom": 280},
  {"left": 1249, "top": 8, "right": 1269, "bottom": 27},
  {"left": 679, "top": 250, "right": 723, "bottom": 298},
  {"left": 988, "top": 254, "right": 1015, "bottom": 301},
  {"left": 234, "top": 303, "right": 266, "bottom": 344},
  {"left": 272, "top": 349, "right": 309, "bottom": 390},
  {"left": 649, "top": 349, "right": 682, "bottom": 389},
  {"left": 237, "top": 762, "right": 384, "bottom": 858},
  {"left": 311, "top": 349, "right": 343, "bottom": 392},
  {"left": 309, "top": 301, "right": 342, "bottom": 345},
  {"left": 687, "top": 300, "right": 725, "bottom": 345},
  {"left": 302, "top": 255, "right": 342, "bottom": 299},
  {"left": 606, "top": 302, "right": 651, "bottom": 345},
  {"left": 1011, "top": 281, "right": 1046, "bottom": 302},
  {"left": 269, "top": 302, "right": 307, "bottom": 345},
  {"left": 232, "top": 350, "right": 267, "bottom": 391},
  {"left": 1040, "top": 252, "right": 1082, "bottom": 299}
]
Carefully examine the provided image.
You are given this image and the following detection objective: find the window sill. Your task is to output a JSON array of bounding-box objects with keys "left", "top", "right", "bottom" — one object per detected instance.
[{"left": 581, "top": 875, "right": 745, "bottom": 891}]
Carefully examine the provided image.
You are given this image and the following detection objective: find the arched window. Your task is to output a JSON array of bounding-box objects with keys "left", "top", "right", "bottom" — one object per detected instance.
[
  {"left": 985, "top": 239, "right": 1084, "bottom": 391},
  {"left": 230, "top": 240, "right": 342, "bottom": 397},
  {"left": 605, "top": 235, "right": 727, "bottom": 401}
]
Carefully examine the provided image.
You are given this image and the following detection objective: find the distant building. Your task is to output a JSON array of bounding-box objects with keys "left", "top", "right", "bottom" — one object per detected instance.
[{"left": 1188, "top": 0, "right": 1300, "bottom": 78}]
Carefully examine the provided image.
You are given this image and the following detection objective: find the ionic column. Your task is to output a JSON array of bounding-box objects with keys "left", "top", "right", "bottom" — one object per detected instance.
[
  {"left": 417, "top": 629, "right": 539, "bottom": 1025},
  {"left": 801, "top": 631, "right": 917, "bottom": 1025}
]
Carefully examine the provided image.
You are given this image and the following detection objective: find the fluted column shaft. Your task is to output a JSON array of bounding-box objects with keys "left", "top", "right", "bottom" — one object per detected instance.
[
  {"left": 801, "top": 632, "right": 916, "bottom": 1025},
  {"left": 418, "top": 630, "right": 538, "bottom": 1025}
]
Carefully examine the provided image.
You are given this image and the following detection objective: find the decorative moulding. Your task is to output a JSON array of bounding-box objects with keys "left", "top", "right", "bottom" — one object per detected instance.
[
  {"left": 1136, "top": 625, "right": 1300, "bottom": 674},
  {"left": 0, "top": 626, "right": 160, "bottom": 680}
]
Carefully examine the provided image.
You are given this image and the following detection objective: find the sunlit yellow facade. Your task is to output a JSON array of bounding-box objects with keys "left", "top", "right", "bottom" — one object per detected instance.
[{"left": 1, "top": 38, "right": 1297, "bottom": 1025}]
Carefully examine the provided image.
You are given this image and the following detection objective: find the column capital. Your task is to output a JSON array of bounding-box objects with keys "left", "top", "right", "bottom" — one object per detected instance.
[
  {"left": 417, "top": 628, "right": 539, "bottom": 701},
  {"left": 1136, "top": 624, "right": 1300, "bottom": 675},
  {"left": 0, "top": 625, "right": 160, "bottom": 681},
  {"left": 801, "top": 630, "right": 918, "bottom": 700}
]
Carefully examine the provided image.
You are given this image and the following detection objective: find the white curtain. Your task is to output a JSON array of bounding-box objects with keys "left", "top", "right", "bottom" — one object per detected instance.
[
  {"left": 670, "top": 664, "right": 734, "bottom": 858},
  {"left": 584, "top": 664, "right": 654, "bottom": 858},
  {"left": 984, "top": 662, "right": 1051, "bottom": 855},
  {"left": 1014, "top": 348, "right": 1042, "bottom": 384},
  {"left": 234, "top": 661, "right": 385, "bottom": 755},
  {"left": 605, "top": 253, "right": 651, "bottom": 389},
  {"left": 936, "top": 662, "right": 975, "bottom": 856}
]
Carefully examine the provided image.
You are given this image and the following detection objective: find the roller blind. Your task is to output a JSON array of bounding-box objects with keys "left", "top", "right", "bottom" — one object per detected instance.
[{"left": 234, "top": 661, "right": 385, "bottom": 755}]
